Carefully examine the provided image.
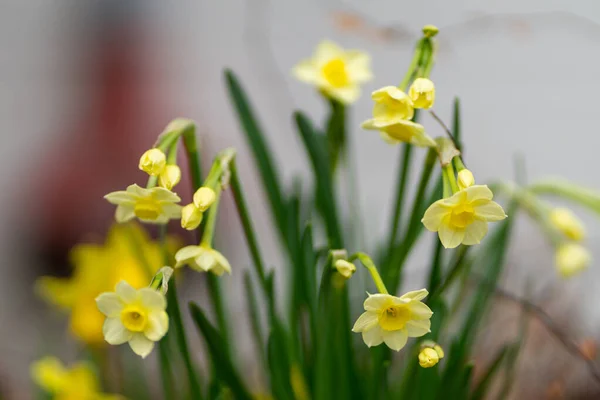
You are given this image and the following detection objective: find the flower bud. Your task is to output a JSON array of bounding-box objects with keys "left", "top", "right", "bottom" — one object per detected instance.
[
  {"left": 422, "top": 25, "right": 439, "bottom": 38},
  {"left": 181, "top": 204, "right": 203, "bottom": 230},
  {"left": 457, "top": 169, "right": 475, "bottom": 190},
  {"left": 334, "top": 259, "right": 356, "bottom": 279},
  {"left": 418, "top": 347, "right": 440, "bottom": 368},
  {"left": 408, "top": 78, "right": 435, "bottom": 109},
  {"left": 139, "top": 148, "right": 166, "bottom": 176},
  {"left": 193, "top": 187, "right": 217, "bottom": 211},
  {"left": 158, "top": 165, "right": 182, "bottom": 190},
  {"left": 556, "top": 243, "right": 591, "bottom": 278},
  {"left": 549, "top": 208, "right": 585, "bottom": 241}
]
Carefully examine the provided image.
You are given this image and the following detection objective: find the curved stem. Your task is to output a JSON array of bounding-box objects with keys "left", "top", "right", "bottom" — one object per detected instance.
[{"left": 349, "top": 252, "right": 388, "bottom": 294}]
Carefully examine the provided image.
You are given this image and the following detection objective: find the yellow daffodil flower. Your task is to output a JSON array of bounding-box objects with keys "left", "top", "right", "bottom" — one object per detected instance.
[
  {"left": 139, "top": 148, "right": 167, "bottom": 176},
  {"left": 556, "top": 243, "right": 590, "bottom": 278},
  {"left": 549, "top": 207, "right": 585, "bottom": 241},
  {"left": 158, "top": 165, "right": 182, "bottom": 190},
  {"left": 457, "top": 169, "right": 475, "bottom": 190},
  {"left": 36, "top": 223, "right": 168, "bottom": 344},
  {"left": 352, "top": 289, "right": 432, "bottom": 351},
  {"left": 293, "top": 40, "right": 372, "bottom": 104},
  {"left": 96, "top": 281, "right": 169, "bottom": 358},
  {"left": 175, "top": 245, "right": 231, "bottom": 276},
  {"left": 418, "top": 348, "right": 440, "bottom": 368},
  {"left": 422, "top": 185, "right": 507, "bottom": 248},
  {"left": 361, "top": 86, "right": 435, "bottom": 147},
  {"left": 181, "top": 203, "right": 203, "bottom": 230},
  {"left": 193, "top": 187, "right": 217, "bottom": 211},
  {"left": 334, "top": 259, "right": 356, "bottom": 279},
  {"left": 105, "top": 184, "right": 182, "bottom": 224},
  {"left": 408, "top": 78, "right": 435, "bottom": 109},
  {"left": 31, "top": 356, "right": 119, "bottom": 399}
]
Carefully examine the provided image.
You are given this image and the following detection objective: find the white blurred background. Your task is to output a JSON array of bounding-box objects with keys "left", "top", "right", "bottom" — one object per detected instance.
[{"left": 1, "top": 0, "right": 599, "bottom": 398}]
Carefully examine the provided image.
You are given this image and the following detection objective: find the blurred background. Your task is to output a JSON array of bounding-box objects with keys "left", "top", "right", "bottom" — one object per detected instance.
[{"left": 1, "top": 0, "right": 599, "bottom": 398}]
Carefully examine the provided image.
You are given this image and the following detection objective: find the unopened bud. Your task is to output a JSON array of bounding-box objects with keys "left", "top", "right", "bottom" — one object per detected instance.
[
  {"left": 139, "top": 148, "right": 166, "bottom": 176},
  {"left": 193, "top": 187, "right": 217, "bottom": 211},
  {"left": 408, "top": 78, "right": 435, "bottom": 109},
  {"left": 334, "top": 259, "right": 356, "bottom": 279},
  {"left": 422, "top": 25, "right": 439, "bottom": 38},
  {"left": 457, "top": 169, "right": 475, "bottom": 190},
  {"left": 181, "top": 204, "right": 203, "bottom": 230},
  {"left": 418, "top": 348, "right": 440, "bottom": 368},
  {"left": 158, "top": 165, "right": 182, "bottom": 190},
  {"left": 556, "top": 243, "right": 590, "bottom": 278},
  {"left": 549, "top": 207, "right": 585, "bottom": 241}
]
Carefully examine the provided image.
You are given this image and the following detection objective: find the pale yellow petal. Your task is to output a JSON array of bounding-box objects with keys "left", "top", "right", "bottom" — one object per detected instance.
[
  {"left": 465, "top": 185, "right": 493, "bottom": 202},
  {"left": 364, "top": 293, "right": 395, "bottom": 312},
  {"left": 126, "top": 184, "right": 148, "bottom": 197},
  {"left": 438, "top": 224, "right": 465, "bottom": 249},
  {"left": 462, "top": 219, "right": 489, "bottom": 245},
  {"left": 361, "top": 324, "right": 384, "bottom": 347},
  {"left": 407, "top": 301, "right": 433, "bottom": 320},
  {"left": 115, "top": 281, "right": 137, "bottom": 303},
  {"left": 473, "top": 201, "right": 507, "bottom": 222},
  {"left": 351, "top": 311, "right": 378, "bottom": 332},
  {"left": 195, "top": 251, "right": 216, "bottom": 272},
  {"left": 212, "top": 249, "right": 232, "bottom": 275},
  {"left": 422, "top": 201, "right": 450, "bottom": 231},
  {"left": 129, "top": 333, "right": 155, "bottom": 358},
  {"left": 314, "top": 40, "right": 344, "bottom": 64},
  {"left": 175, "top": 245, "right": 203, "bottom": 264},
  {"left": 115, "top": 205, "right": 135, "bottom": 223},
  {"left": 138, "top": 288, "right": 166, "bottom": 311},
  {"left": 104, "top": 191, "right": 135, "bottom": 205},
  {"left": 405, "top": 319, "right": 431, "bottom": 337},
  {"left": 152, "top": 187, "right": 181, "bottom": 203},
  {"left": 379, "top": 131, "right": 400, "bottom": 145},
  {"left": 95, "top": 293, "right": 124, "bottom": 318},
  {"left": 345, "top": 51, "right": 372, "bottom": 82},
  {"left": 399, "top": 289, "right": 429, "bottom": 302},
  {"left": 162, "top": 204, "right": 183, "bottom": 219},
  {"left": 361, "top": 118, "right": 378, "bottom": 130},
  {"left": 410, "top": 128, "right": 437, "bottom": 148},
  {"left": 103, "top": 318, "right": 131, "bottom": 345},
  {"left": 371, "top": 86, "right": 409, "bottom": 102},
  {"left": 292, "top": 60, "right": 318, "bottom": 83},
  {"left": 382, "top": 329, "right": 408, "bottom": 351},
  {"left": 144, "top": 311, "right": 169, "bottom": 341},
  {"left": 328, "top": 85, "right": 360, "bottom": 104}
]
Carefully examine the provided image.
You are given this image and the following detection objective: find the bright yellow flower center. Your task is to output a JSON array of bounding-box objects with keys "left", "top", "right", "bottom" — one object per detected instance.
[
  {"left": 448, "top": 202, "right": 475, "bottom": 228},
  {"left": 120, "top": 306, "right": 148, "bottom": 332},
  {"left": 378, "top": 304, "right": 411, "bottom": 331},
  {"left": 322, "top": 58, "right": 349, "bottom": 88},
  {"left": 134, "top": 198, "right": 161, "bottom": 220}
]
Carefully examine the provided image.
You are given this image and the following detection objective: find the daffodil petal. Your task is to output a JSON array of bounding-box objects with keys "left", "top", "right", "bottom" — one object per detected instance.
[
  {"left": 465, "top": 185, "right": 493, "bottom": 202},
  {"left": 361, "top": 325, "right": 384, "bottom": 347},
  {"left": 139, "top": 288, "right": 166, "bottom": 311},
  {"left": 314, "top": 40, "right": 344, "bottom": 64},
  {"left": 126, "top": 184, "right": 148, "bottom": 197},
  {"left": 408, "top": 302, "right": 433, "bottom": 320},
  {"left": 115, "top": 281, "right": 137, "bottom": 303},
  {"left": 364, "top": 293, "right": 395, "bottom": 312},
  {"left": 292, "top": 60, "right": 318, "bottom": 83},
  {"left": 329, "top": 85, "right": 360, "bottom": 104},
  {"left": 103, "top": 318, "right": 131, "bottom": 345},
  {"left": 115, "top": 205, "right": 135, "bottom": 223},
  {"left": 352, "top": 311, "right": 378, "bottom": 332},
  {"left": 195, "top": 251, "right": 216, "bottom": 272},
  {"left": 104, "top": 191, "right": 135, "bottom": 205},
  {"left": 95, "top": 293, "right": 123, "bottom": 317},
  {"left": 399, "top": 289, "right": 429, "bottom": 302},
  {"left": 345, "top": 50, "right": 372, "bottom": 82},
  {"left": 212, "top": 250, "right": 232, "bottom": 274},
  {"left": 162, "top": 204, "right": 183, "bottom": 219},
  {"left": 382, "top": 329, "right": 408, "bottom": 351},
  {"left": 129, "top": 333, "right": 155, "bottom": 358},
  {"left": 462, "top": 219, "right": 488, "bottom": 245},
  {"left": 175, "top": 246, "right": 203, "bottom": 264},
  {"left": 144, "top": 311, "right": 169, "bottom": 341},
  {"left": 405, "top": 319, "right": 431, "bottom": 337},
  {"left": 379, "top": 131, "right": 400, "bottom": 145},
  {"left": 438, "top": 224, "right": 465, "bottom": 249},
  {"left": 152, "top": 187, "right": 181, "bottom": 202},
  {"left": 422, "top": 201, "right": 450, "bottom": 231},
  {"left": 473, "top": 202, "right": 507, "bottom": 221}
]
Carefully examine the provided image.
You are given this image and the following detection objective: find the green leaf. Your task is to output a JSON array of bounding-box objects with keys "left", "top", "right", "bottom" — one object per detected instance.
[
  {"left": 189, "top": 303, "right": 252, "bottom": 400},
  {"left": 224, "top": 69, "right": 287, "bottom": 236},
  {"left": 529, "top": 179, "right": 600, "bottom": 216},
  {"left": 243, "top": 272, "right": 267, "bottom": 371},
  {"left": 325, "top": 98, "right": 346, "bottom": 173}
]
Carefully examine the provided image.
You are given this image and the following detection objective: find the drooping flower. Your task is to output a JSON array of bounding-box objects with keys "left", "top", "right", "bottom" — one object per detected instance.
[
  {"left": 408, "top": 78, "right": 436, "bottom": 109},
  {"left": 292, "top": 40, "right": 372, "bottom": 104},
  {"left": 193, "top": 187, "right": 217, "bottom": 211},
  {"left": 31, "top": 356, "right": 119, "bottom": 399},
  {"left": 422, "top": 185, "right": 507, "bottom": 248},
  {"left": 555, "top": 243, "right": 590, "bottom": 278},
  {"left": 334, "top": 259, "right": 356, "bottom": 279},
  {"left": 175, "top": 245, "right": 231, "bottom": 276},
  {"left": 181, "top": 203, "right": 203, "bottom": 230},
  {"left": 36, "top": 223, "right": 168, "bottom": 344},
  {"left": 139, "top": 148, "right": 167, "bottom": 176},
  {"left": 549, "top": 207, "right": 585, "bottom": 241},
  {"left": 361, "top": 86, "right": 435, "bottom": 147},
  {"left": 96, "top": 281, "right": 169, "bottom": 358},
  {"left": 352, "top": 289, "right": 433, "bottom": 351},
  {"left": 158, "top": 165, "right": 182, "bottom": 190},
  {"left": 418, "top": 341, "right": 445, "bottom": 368},
  {"left": 104, "top": 184, "right": 182, "bottom": 224}
]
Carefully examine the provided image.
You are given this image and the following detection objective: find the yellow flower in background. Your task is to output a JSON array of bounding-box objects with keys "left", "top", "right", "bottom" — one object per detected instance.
[
  {"left": 293, "top": 40, "right": 372, "bottom": 104},
  {"left": 556, "top": 243, "right": 590, "bottom": 278},
  {"left": 105, "top": 184, "right": 182, "bottom": 224},
  {"left": 139, "top": 148, "right": 167, "bottom": 176},
  {"left": 181, "top": 203, "right": 204, "bottom": 230},
  {"left": 158, "top": 165, "right": 182, "bottom": 190},
  {"left": 96, "top": 281, "right": 168, "bottom": 359},
  {"left": 549, "top": 207, "right": 585, "bottom": 241},
  {"left": 422, "top": 185, "right": 507, "bottom": 249},
  {"left": 361, "top": 86, "right": 436, "bottom": 147},
  {"left": 334, "top": 259, "right": 356, "bottom": 279},
  {"left": 193, "top": 187, "right": 217, "bottom": 211},
  {"left": 175, "top": 245, "right": 232, "bottom": 276},
  {"left": 457, "top": 169, "right": 475, "bottom": 190},
  {"left": 352, "top": 289, "right": 432, "bottom": 351},
  {"left": 36, "top": 223, "right": 170, "bottom": 344},
  {"left": 408, "top": 78, "right": 436, "bottom": 109},
  {"left": 418, "top": 348, "right": 440, "bottom": 368},
  {"left": 31, "top": 356, "right": 119, "bottom": 399}
]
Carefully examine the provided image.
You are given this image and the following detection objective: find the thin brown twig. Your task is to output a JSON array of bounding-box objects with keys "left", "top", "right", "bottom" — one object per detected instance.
[
  {"left": 481, "top": 278, "right": 600, "bottom": 384},
  {"left": 429, "top": 109, "right": 459, "bottom": 147}
]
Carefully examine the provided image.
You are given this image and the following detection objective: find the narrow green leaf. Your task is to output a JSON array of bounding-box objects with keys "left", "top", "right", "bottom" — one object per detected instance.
[
  {"left": 529, "top": 180, "right": 600, "bottom": 216},
  {"left": 452, "top": 97, "right": 462, "bottom": 151},
  {"left": 267, "top": 330, "right": 295, "bottom": 400},
  {"left": 189, "top": 303, "right": 252, "bottom": 400},
  {"left": 325, "top": 98, "right": 346, "bottom": 173},
  {"left": 243, "top": 272, "right": 267, "bottom": 371}
]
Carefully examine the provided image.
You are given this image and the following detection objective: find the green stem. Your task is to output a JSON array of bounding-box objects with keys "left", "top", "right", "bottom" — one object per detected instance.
[
  {"left": 453, "top": 156, "right": 466, "bottom": 172},
  {"left": 166, "top": 141, "right": 178, "bottom": 165},
  {"left": 444, "top": 164, "right": 460, "bottom": 193},
  {"left": 386, "top": 143, "right": 413, "bottom": 261},
  {"left": 182, "top": 128, "right": 203, "bottom": 189},
  {"left": 421, "top": 38, "right": 435, "bottom": 78},
  {"left": 399, "top": 38, "right": 425, "bottom": 91},
  {"left": 442, "top": 166, "right": 452, "bottom": 198},
  {"left": 200, "top": 186, "right": 222, "bottom": 247},
  {"left": 350, "top": 253, "right": 388, "bottom": 294}
]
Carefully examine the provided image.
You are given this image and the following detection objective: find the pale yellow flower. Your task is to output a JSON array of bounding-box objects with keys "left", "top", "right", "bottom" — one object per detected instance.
[
  {"left": 293, "top": 40, "right": 372, "bottom": 104},
  {"left": 181, "top": 203, "right": 203, "bottom": 230},
  {"left": 36, "top": 223, "right": 168, "bottom": 344},
  {"left": 408, "top": 78, "right": 435, "bottom": 109},
  {"left": 139, "top": 148, "right": 166, "bottom": 176},
  {"left": 96, "top": 281, "right": 169, "bottom": 358},
  {"left": 352, "top": 289, "right": 432, "bottom": 351},
  {"left": 31, "top": 356, "right": 119, "bottom": 399},
  {"left": 158, "top": 165, "right": 182, "bottom": 190},
  {"left": 556, "top": 243, "right": 590, "bottom": 278},
  {"left": 549, "top": 207, "right": 585, "bottom": 241},
  {"left": 457, "top": 169, "right": 475, "bottom": 190},
  {"left": 105, "top": 184, "right": 182, "bottom": 224},
  {"left": 193, "top": 187, "right": 217, "bottom": 212},
  {"left": 422, "top": 185, "right": 507, "bottom": 249},
  {"left": 334, "top": 259, "right": 356, "bottom": 279},
  {"left": 361, "top": 86, "right": 435, "bottom": 147},
  {"left": 175, "top": 245, "right": 231, "bottom": 276},
  {"left": 418, "top": 348, "right": 440, "bottom": 368}
]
